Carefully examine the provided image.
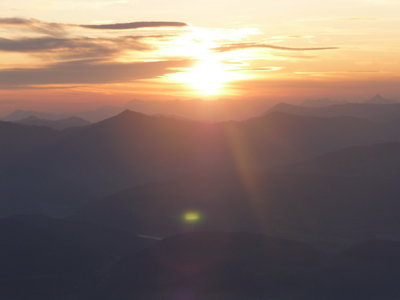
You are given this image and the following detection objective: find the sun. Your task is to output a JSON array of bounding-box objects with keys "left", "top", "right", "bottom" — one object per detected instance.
[
  {"left": 171, "top": 58, "right": 242, "bottom": 96},
  {"left": 162, "top": 27, "right": 252, "bottom": 96},
  {"left": 187, "top": 59, "right": 230, "bottom": 95}
]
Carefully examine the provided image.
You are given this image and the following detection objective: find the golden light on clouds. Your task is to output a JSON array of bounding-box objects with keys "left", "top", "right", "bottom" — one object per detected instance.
[
  {"left": 1, "top": 0, "right": 400, "bottom": 110},
  {"left": 161, "top": 27, "right": 258, "bottom": 96}
]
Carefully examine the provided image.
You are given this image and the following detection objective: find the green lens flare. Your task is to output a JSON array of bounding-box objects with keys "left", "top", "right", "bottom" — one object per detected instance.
[{"left": 182, "top": 211, "right": 202, "bottom": 224}]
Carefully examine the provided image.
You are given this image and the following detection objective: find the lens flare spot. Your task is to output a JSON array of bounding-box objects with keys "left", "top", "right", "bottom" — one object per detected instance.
[{"left": 182, "top": 211, "right": 202, "bottom": 224}]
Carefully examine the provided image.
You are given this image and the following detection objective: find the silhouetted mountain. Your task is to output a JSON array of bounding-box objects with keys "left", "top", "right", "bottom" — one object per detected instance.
[
  {"left": 3, "top": 216, "right": 399, "bottom": 299},
  {"left": 16, "top": 116, "right": 90, "bottom": 130},
  {"left": 2, "top": 105, "right": 400, "bottom": 298},
  {"left": 75, "top": 106, "right": 125, "bottom": 122},
  {"left": 126, "top": 98, "right": 273, "bottom": 121},
  {"left": 290, "top": 142, "right": 400, "bottom": 176},
  {"left": 239, "top": 111, "right": 396, "bottom": 163},
  {"left": 366, "top": 94, "right": 397, "bottom": 104},
  {"left": 77, "top": 235, "right": 400, "bottom": 299},
  {"left": 74, "top": 172, "right": 257, "bottom": 237},
  {"left": 0, "top": 215, "right": 151, "bottom": 300},
  {"left": 269, "top": 102, "right": 400, "bottom": 122},
  {"left": 89, "top": 232, "right": 323, "bottom": 299},
  {"left": 2, "top": 110, "right": 400, "bottom": 217},
  {"left": 75, "top": 166, "right": 400, "bottom": 249},
  {"left": 309, "top": 240, "right": 400, "bottom": 299},
  {"left": 3, "top": 106, "right": 125, "bottom": 124},
  {"left": 0, "top": 121, "right": 59, "bottom": 168},
  {"left": 301, "top": 98, "right": 348, "bottom": 106},
  {"left": 0, "top": 110, "right": 231, "bottom": 216},
  {"left": 3, "top": 109, "right": 69, "bottom": 121}
]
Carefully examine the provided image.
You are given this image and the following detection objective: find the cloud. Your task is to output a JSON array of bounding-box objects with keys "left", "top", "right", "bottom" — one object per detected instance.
[
  {"left": 0, "top": 59, "right": 192, "bottom": 88},
  {"left": 0, "top": 18, "right": 188, "bottom": 39},
  {"left": 0, "top": 17, "right": 67, "bottom": 37},
  {"left": 0, "top": 17, "right": 34, "bottom": 25},
  {"left": 339, "top": 17, "right": 377, "bottom": 21},
  {"left": 213, "top": 42, "right": 338, "bottom": 52},
  {"left": 238, "top": 66, "right": 283, "bottom": 72},
  {"left": 0, "top": 17, "right": 192, "bottom": 88},
  {"left": 0, "top": 17, "right": 188, "bottom": 60},
  {"left": 0, "top": 36, "right": 151, "bottom": 58},
  {"left": 81, "top": 21, "right": 188, "bottom": 30}
]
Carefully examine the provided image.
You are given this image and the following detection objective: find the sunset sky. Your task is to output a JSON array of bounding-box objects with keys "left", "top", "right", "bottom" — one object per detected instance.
[{"left": 1, "top": 0, "right": 400, "bottom": 113}]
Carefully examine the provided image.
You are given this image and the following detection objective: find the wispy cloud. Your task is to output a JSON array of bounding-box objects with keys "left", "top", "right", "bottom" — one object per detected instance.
[
  {"left": 0, "top": 17, "right": 342, "bottom": 93},
  {"left": 80, "top": 21, "right": 188, "bottom": 30},
  {"left": 0, "top": 36, "right": 151, "bottom": 59},
  {"left": 0, "top": 17, "right": 67, "bottom": 37},
  {"left": 213, "top": 42, "right": 338, "bottom": 52},
  {"left": 0, "top": 17, "right": 188, "bottom": 37},
  {"left": 0, "top": 17, "right": 188, "bottom": 61},
  {"left": 0, "top": 17, "right": 36, "bottom": 25},
  {"left": 0, "top": 59, "right": 192, "bottom": 88},
  {"left": 339, "top": 17, "right": 377, "bottom": 21},
  {"left": 0, "top": 17, "right": 193, "bottom": 89}
]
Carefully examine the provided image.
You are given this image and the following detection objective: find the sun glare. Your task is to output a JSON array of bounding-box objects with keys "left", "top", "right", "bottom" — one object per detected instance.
[
  {"left": 170, "top": 58, "right": 245, "bottom": 96},
  {"left": 162, "top": 27, "right": 255, "bottom": 96},
  {"left": 186, "top": 59, "right": 230, "bottom": 95}
]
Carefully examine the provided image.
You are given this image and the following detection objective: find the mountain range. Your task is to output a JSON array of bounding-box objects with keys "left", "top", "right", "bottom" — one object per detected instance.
[
  {"left": 15, "top": 116, "right": 90, "bottom": 130},
  {"left": 2, "top": 100, "right": 400, "bottom": 299},
  {"left": 269, "top": 100, "right": 400, "bottom": 122},
  {"left": 2, "top": 108, "right": 400, "bottom": 217},
  {"left": 2, "top": 106, "right": 125, "bottom": 123}
]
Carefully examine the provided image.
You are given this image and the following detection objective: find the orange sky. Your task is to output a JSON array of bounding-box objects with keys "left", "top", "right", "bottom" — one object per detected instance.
[{"left": 0, "top": 0, "right": 400, "bottom": 113}]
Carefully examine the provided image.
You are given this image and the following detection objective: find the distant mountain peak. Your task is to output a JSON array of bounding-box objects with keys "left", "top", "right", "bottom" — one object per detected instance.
[
  {"left": 95, "top": 109, "right": 154, "bottom": 127},
  {"left": 116, "top": 109, "right": 150, "bottom": 119},
  {"left": 271, "top": 102, "right": 297, "bottom": 109},
  {"left": 22, "top": 115, "right": 41, "bottom": 121},
  {"left": 119, "top": 109, "right": 142, "bottom": 115},
  {"left": 14, "top": 115, "right": 90, "bottom": 130},
  {"left": 3, "top": 110, "right": 68, "bottom": 121},
  {"left": 367, "top": 94, "right": 397, "bottom": 104}
]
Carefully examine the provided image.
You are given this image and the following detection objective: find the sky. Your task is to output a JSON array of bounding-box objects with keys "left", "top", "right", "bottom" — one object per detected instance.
[{"left": 0, "top": 0, "right": 400, "bottom": 113}]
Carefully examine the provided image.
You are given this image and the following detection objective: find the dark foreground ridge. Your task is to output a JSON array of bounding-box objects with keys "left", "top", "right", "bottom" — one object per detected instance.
[{"left": 1, "top": 216, "right": 400, "bottom": 300}]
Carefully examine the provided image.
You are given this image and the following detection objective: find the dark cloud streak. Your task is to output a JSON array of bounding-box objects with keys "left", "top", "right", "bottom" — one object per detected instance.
[
  {"left": 0, "top": 17, "right": 67, "bottom": 37},
  {"left": 0, "top": 18, "right": 188, "bottom": 37},
  {"left": 213, "top": 42, "right": 338, "bottom": 52},
  {"left": 0, "top": 17, "right": 35, "bottom": 25},
  {"left": 81, "top": 21, "right": 188, "bottom": 30},
  {"left": 0, "top": 59, "right": 192, "bottom": 88},
  {"left": 0, "top": 36, "right": 151, "bottom": 59}
]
